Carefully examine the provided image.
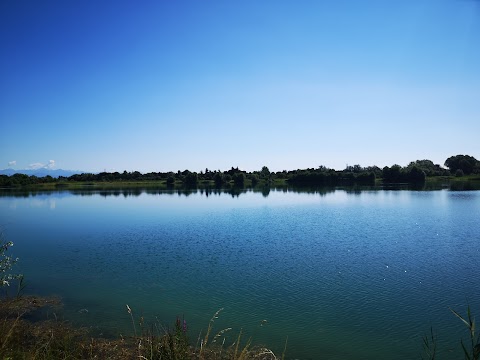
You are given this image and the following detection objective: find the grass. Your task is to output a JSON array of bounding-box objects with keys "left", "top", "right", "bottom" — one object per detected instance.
[
  {"left": 450, "top": 306, "right": 480, "bottom": 360},
  {"left": 421, "top": 306, "right": 480, "bottom": 360},
  {"left": 0, "top": 296, "right": 282, "bottom": 360},
  {"left": 2, "top": 293, "right": 480, "bottom": 359}
]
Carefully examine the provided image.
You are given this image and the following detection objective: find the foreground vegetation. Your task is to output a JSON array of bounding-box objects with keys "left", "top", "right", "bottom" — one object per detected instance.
[
  {"left": 0, "top": 297, "right": 282, "bottom": 360},
  {"left": 1, "top": 154, "right": 479, "bottom": 189},
  {"left": 1, "top": 293, "right": 479, "bottom": 360}
]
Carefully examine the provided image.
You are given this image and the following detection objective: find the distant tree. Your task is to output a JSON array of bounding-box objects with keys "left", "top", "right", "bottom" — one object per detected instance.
[
  {"left": 43, "top": 175, "right": 54, "bottom": 183},
  {"left": 233, "top": 173, "right": 245, "bottom": 187},
  {"left": 214, "top": 172, "right": 224, "bottom": 187},
  {"left": 203, "top": 168, "right": 213, "bottom": 181},
  {"left": 275, "top": 171, "right": 287, "bottom": 179},
  {"left": 365, "top": 166, "right": 383, "bottom": 178},
  {"left": 166, "top": 175, "right": 175, "bottom": 185},
  {"left": 355, "top": 171, "right": 376, "bottom": 184},
  {"left": 407, "top": 160, "right": 440, "bottom": 176},
  {"left": 184, "top": 171, "right": 198, "bottom": 186},
  {"left": 0, "top": 175, "right": 11, "bottom": 187},
  {"left": 455, "top": 169, "right": 464, "bottom": 177},
  {"left": 345, "top": 164, "right": 363, "bottom": 173},
  {"left": 382, "top": 165, "right": 402, "bottom": 183},
  {"left": 249, "top": 173, "right": 259, "bottom": 186},
  {"left": 406, "top": 166, "right": 426, "bottom": 183},
  {"left": 260, "top": 166, "right": 270, "bottom": 179},
  {"left": 445, "top": 155, "right": 479, "bottom": 175}
]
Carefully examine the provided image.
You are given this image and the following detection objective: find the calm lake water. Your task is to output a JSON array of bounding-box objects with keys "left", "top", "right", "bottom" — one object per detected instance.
[{"left": 1, "top": 188, "right": 479, "bottom": 359}]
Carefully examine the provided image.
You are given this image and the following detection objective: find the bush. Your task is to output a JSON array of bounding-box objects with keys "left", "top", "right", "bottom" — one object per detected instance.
[
  {"left": 233, "top": 173, "right": 245, "bottom": 187},
  {"left": 1, "top": 234, "right": 22, "bottom": 288},
  {"left": 166, "top": 176, "right": 175, "bottom": 185}
]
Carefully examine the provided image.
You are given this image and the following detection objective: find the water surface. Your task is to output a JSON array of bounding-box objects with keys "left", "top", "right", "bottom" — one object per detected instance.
[{"left": 1, "top": 188, "right": 479, "bottom": 359}]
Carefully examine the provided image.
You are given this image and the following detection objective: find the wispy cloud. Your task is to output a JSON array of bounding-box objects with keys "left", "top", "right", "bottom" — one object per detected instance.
[
  {"left": 8, "top": 160, "right": 16, "bottom": 167},
  {"left": 28, "top": 160, "right": 56, "bottom": 170},
  {"left": 29, "top": 162, "right": 45, "bottom": 170}
]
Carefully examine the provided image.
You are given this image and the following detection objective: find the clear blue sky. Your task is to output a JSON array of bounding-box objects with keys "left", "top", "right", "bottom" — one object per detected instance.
[{"left": 1, "top": 0, "right": 479, "bottom": 173}]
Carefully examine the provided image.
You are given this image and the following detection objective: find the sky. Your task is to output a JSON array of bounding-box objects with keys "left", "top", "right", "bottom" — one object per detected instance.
[{"left": 1, "top": 0, "right": 479, "bottom": 173}]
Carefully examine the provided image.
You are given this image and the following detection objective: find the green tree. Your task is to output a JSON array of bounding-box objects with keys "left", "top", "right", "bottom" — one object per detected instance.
[
  {"left": 445, "top": 155, "right": 479, "bottom": 175},
  {"left": 383, "top": 165, "right": 402, "bottom": 183},
  {"left": 406, "top": 165, "right": 426, "bottom": 183},
  {"left": 260, "top": 166, "right": 270, "bottom": 179},
  {"left": 233, "top": 173, "right": 245, "bottom": 187},
  {"left": 184, "top": 172, "right": 198, "bottom": 186},
  {"left": 249, "top": 173, "right": 259, "bottom": 186},
  {"left": 166, "top": 175, "right": 175, "bottom": 186},
  {"left": 214, "top": 172, "right": 224, "bottom": 187}
]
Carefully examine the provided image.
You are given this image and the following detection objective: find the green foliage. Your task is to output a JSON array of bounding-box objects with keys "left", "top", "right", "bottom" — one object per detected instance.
[
  {"left": 382, "top": 165, "right": 426, "bottom": 184},
  {"left": 407, "top": 160, "right": 450, "bottom": 177},
  {"left": 248, "top": 174, "right": 259, "bottom": 186},
  {"left": 288, "top": 167, "right": 375, "bottom": 186},
  {"left": 407, "top": 165, "right": 427, "bottom": 183},
  {"left": 0, "top": 300, "right": 279, "bottom": 360},
  {"left": 214, "top": 172, "right": 225, "bottom": 187},
  {"left": 184, "top": 171, "right": 198, "bottom": 187},
  {"left": 445, "top": 155, "right": 480, "bottom": 175},
  {"left": 233, "top": 173, "right": 246, "bottom": 187},
  {"left": 450, "top": 306, "right": 480, "bottom": 360},
  {"left": 421, "top": 327, "right": 437, "bottom": 360},
  {"left": 260, "top": 166, "right": 271, "bottom": 180},
  {"left": 166, "top": 175, "right": 175, "bottom": 186},
  {"left": 0, "top": 234, "right": 22, "bottom": 288},
  {"left": 127, "top": 304, "right": 191, "bottom": 360},
  {"left": 382, "top": 165, "right": 402, "bottom": 183}
]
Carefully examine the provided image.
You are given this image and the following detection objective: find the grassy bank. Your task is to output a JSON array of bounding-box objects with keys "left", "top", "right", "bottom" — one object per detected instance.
[
  {"left": 2, "top": 295, "right": 479, "bottom": 360},
  {"left": 0, "top": 296, "right": 283, "bottom": 360},
  {"left": 12, "top": 178, "right": 288, "bottom": 191}
]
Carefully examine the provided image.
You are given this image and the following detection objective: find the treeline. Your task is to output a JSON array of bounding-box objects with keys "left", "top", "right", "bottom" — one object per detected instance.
[
  {"left": 0, "top": 173, "right": 57, "bottom": 188},
  {"left": 0, "top": 154, "right": 478, "bottom": 188}
]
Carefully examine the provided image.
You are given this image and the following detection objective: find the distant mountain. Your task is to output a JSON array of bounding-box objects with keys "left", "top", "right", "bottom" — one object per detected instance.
[{"left": 0, "top": 168, "right": 84, "bottom": 178}]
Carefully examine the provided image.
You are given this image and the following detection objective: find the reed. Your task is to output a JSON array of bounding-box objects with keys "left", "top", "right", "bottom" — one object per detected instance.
[
  {"left": 450, "top": 306, "right": 480, "bottom": 360},
  {"left": 421, "top": 326, "right": 437, "bottom": 360}
]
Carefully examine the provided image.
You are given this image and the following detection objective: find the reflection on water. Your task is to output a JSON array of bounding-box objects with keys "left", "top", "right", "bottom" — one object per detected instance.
[
  {"left": 0, "top": 186, "right": 337, "bottom": 198},
  {"left": 1, "top": 179, "right": 480, "bottom": 199}
]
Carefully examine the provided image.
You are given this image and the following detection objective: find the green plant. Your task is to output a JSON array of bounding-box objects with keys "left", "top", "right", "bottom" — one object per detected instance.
[
  {"left": 422, "top": 326, "right": 437, "bottom": 360},
  {"left": 0, "top": 233, "right": 22, "bottom": 290},
  {"left": 450, "top": 306, "right": 480, "bottom": 360},
  {"left": 126, "top": 304, "right": 137, "bottom": 337},
  {"left": 15, "top": 275, "right": 26, "bottom": 299}
]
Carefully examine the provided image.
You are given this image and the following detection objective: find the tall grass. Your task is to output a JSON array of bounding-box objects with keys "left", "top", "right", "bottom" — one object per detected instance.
[
  {"left": 0, "top": 297, "right": 281, "bottom": 359},
  {"left": 422, "top": 306, "right": 480, "bottom": 360},
  {"left": 450, "top": 306, "right": 480, "bottom": 360},
  {"left": 127, "top": 305, "right": 280, "bottom": 360}
]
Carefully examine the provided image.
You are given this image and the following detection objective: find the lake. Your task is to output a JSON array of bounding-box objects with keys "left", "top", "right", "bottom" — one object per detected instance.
[{"left": 1, "top": 187, "right": 479, "bottom": 359}]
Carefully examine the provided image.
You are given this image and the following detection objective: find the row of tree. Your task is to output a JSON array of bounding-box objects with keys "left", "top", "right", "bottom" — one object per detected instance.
[{"left": 0, "top": 154, "right": 478, "bottom": 188}]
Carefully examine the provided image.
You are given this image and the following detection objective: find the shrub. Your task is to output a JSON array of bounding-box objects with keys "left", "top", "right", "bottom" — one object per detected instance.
[{"left": 1, "top": 234, "right": 22, "bottom": 288}]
